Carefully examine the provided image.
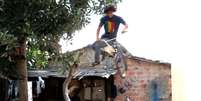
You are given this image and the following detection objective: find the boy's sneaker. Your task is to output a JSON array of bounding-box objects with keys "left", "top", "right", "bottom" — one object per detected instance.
[{"left": 92, "top": 61, "right": 100, "bottom": 66}]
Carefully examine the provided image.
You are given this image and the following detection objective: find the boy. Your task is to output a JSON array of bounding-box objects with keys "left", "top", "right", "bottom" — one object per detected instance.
[{"left": 93, "top": 4, "right": 128, "bottom": 66}]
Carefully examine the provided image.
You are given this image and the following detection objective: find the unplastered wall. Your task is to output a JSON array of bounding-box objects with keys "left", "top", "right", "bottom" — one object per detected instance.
[{"left": 114, "top": 58, "right": 171, "bottom": 101}]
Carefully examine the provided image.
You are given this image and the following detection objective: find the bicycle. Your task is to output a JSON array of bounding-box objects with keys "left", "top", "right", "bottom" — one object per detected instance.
[{"left": 100, "top": 37, "right": 128, "bottom": 78}]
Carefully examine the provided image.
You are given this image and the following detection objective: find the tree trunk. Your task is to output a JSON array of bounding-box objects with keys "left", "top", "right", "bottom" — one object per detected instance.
[
  {"left": 16, "top": 35, "right": 28, "bottom": 101},
  {"left": 63, "top": 64, "right": 77, "bottom": 101},
  {"left": 63, "top": 76, "right": 71, "bottom": 101}
]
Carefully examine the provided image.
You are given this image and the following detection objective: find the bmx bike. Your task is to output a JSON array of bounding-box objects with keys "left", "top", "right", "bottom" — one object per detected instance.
[{"left": 100, "top": 38, "right": 128, "bottom": 78}]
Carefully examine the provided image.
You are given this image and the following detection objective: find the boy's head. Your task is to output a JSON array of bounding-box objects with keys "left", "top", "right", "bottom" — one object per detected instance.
[{"left": 104, "top": 4, "right": 116, "bottom": 16}]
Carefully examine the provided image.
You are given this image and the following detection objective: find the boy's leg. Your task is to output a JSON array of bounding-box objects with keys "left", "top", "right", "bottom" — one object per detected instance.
[{"left": 93, "top": 40, "right": 107, "bottom": 64}]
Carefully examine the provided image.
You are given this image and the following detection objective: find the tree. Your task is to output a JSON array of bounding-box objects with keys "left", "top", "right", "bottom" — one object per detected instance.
[{"left": 0, "top": 0, "right": 122, "bottom": 100}]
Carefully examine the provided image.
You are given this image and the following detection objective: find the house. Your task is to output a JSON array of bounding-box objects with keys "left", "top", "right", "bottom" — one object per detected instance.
[{"left": 27, "top": 45, "right": 171, "bottom": 101}]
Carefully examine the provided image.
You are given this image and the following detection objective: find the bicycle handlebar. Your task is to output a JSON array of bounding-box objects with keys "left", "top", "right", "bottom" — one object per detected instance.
[
  {"left": 100, "top": 38, "right": 116, "bottom": 43},
  {"left": 99, "top": 30, "right": 127, "bottom": 46}
]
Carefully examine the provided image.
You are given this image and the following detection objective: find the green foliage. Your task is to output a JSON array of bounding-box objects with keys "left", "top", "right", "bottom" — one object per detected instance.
[
  {"left": 54, "top": 50, "right": 83, "bottom": 75},
  {"left": 58, "top": 50, "right": 82, "bottom": 69},
  {"left": 26, "top": 35, "right": 60, "bottom": 69},
  {"left": 0, "top": 57, "right": 18, "bottom": 78},
  {"left": 0, "top": 32, "right": 18, "bottom": 78},
  {"left": 0, "top": 0, "right": 121, "bottom": 36},
  {"left": 90, "top": 0, "right": 122, "bottom": 14},
  {"left": 27, "top": 47, "right": 49, "bottom": 69},
  {"left": 0, "top": 32, "right": 17, "bottom": 54}
]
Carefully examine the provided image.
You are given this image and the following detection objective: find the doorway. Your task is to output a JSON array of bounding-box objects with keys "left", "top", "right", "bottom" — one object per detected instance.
[{"left": 79, "top": 76, "right": 115, "bottom": 101}]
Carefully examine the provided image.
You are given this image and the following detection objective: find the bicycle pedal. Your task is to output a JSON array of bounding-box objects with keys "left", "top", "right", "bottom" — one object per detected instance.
[{"left": 121, "top": 72, "right": 126, "bottom": 78}]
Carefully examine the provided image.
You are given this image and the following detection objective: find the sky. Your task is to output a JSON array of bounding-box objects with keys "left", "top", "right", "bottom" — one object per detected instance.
[{"left": 60, "top": 0, "right": 201, "bottom": 101}]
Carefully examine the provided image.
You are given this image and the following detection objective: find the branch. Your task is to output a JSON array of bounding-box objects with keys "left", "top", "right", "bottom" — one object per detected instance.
[{"left": 63, "top": 63, "right": 78, "bottom": 101}]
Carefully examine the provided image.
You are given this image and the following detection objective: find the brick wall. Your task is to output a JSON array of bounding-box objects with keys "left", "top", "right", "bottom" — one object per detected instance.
[{"left": 114, "top": 58, "right": 171, "bottom": 101}]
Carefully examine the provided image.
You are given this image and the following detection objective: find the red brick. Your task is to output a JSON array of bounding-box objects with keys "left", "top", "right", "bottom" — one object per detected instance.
[{"left": 114, "top": 58, "right": 171, "bottom": 101}]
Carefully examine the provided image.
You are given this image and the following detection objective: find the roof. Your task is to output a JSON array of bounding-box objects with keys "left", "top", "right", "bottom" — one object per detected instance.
[
  {"left": 28, "top": 44, "right": 170, "bottom": 78},
  {"left": 28, "top": 69, "right": 66, "bottom": 78},
  {"left": 73, "top": 67, "right": 116, "bottom": 80},
  {"left": 127, "top": 56, "right": 171, "bottom": 66},
  {"left": 28, "top": 67, "right": 116, "bottom": 79}
]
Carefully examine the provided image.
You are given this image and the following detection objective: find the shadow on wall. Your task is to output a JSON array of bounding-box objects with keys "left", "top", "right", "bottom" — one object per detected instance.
[
  {"left": 149, "top": 76, "right": 169, "bottom": 101},
  {"left": 150, "top": 80, "right": 159, "bottom": 101}
]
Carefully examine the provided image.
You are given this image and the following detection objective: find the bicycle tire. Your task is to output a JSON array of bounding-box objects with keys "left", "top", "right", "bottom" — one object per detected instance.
[{"left": 115, "top": 51, "right": 128, "bottom": 78}]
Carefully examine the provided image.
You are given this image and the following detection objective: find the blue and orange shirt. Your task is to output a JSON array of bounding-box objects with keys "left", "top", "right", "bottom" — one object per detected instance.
[{"left": 99, "top": 15, "right": 126, "bottom": 39}]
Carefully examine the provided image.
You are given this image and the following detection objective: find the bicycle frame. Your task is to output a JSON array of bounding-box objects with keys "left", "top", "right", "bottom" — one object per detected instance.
[
  {"left": 100, "top": 38, "right": 123, "bottom": 55},
  {"left": 100, "top": 38, "right": 117, "bottom": 55}
]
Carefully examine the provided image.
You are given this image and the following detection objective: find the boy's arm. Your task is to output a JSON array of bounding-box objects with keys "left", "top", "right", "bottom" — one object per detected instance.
[
  {"left": 122, "top": 24, "right": 128, "bottom": 33},
  {"left": 96, "top": 17, "right": 104, "bottom": 41},
  {"left": 96, "top": 26, "right": 101, "bottom": 41},
  {"left": 119, "top": 16, "right": 128, "bottom": 33}
]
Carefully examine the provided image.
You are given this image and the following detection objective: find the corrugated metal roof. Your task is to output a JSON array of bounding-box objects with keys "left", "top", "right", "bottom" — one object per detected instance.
[
  {"left": 73, "top": 67, "right": 116, "bottom": 80},
  {"left": 28, "top": 70, "right": 66, "bottom": 78},
  {"left": 28, "top": 67, "right": 116, "bottom": 79}
]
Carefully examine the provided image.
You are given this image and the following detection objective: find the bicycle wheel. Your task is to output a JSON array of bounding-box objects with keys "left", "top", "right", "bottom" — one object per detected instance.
[{"left": 115, "top": 51, "right": 128, "bottom": 78}]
